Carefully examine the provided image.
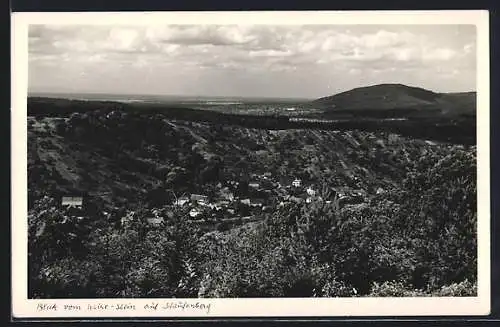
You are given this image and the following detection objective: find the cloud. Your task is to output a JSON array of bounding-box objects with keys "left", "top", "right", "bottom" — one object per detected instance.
[
  {"left": 248, "top": 49, "right": 294, "bottom": 58},
  {"left": 28, "top": 25, "right": 470, "bottom": 68},
  {"left": 154, "top": 25, "right": 256, "bottom": 47},
  {"left": 463, "top": 42, "right": 476, "bottom": 56},
  {"left": 28, "top": 24, "right": 477, "bottom": 97},
  {"left": 423, "top": 48, "right": 457, "bottom": 61}
]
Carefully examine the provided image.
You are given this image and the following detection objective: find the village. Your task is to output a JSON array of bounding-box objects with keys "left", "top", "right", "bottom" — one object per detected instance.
[{"left": 60, "top": 171, "right": 382, "bottom": 230}]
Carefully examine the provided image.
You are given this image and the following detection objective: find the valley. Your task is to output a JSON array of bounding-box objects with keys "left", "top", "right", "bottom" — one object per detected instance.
[{"left": 27, "top": 84, "right": 478, "bottom": 299}]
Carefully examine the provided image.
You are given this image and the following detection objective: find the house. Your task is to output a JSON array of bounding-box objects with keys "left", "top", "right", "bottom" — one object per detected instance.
[
  {"left": 249, "top": 182, "right": 260, "bottom": 189},
  {"left": 61, "top": 196, "right": 83, "bottom": 209},
  {"left": 191, "top": 194, "right": 209, "bottom": 205},
  {"left": 217, "top": 199, "right": 231, "bottom": 206},
  {"left": 174, "top": 196, "right": 190, "bottom": 206},
  {"left": 240, "top": 198, "right": 251, "bottom": 205},
  {"left": 219, "top": 188, "right": 235, "bottom": 201},
  {"left": 388, "top": 133, "right": 399, "bottom": 144},
  {"left": 306, "top": 187, "right": 316, "bottom": 197},
  {"left": 207, "top": 203, "right": 223, "bottom": 210},
  {"left": 120, "top": 211, "right": 135, "bottom": 226},
  {"left": 332, "top": 187, "right": 350, "bottom": 199},
  {"left": 376, "top": 187, "right": 385, "bottom": 195},
  {"left": 353, "top": 189, "right": 367, "bottom": 197},
  {"left": 223, "top": 193, "right": 235, "bottom": 201},
  {"left": 250, "top": 198, "right": 265, "bottom": 207},
  {"left": 189, "top": 208, "right": 202, "bottom": 218},
  {"left": 146, "top": 217, "right": 164, "bottom": 226},
  {"left": 289, "top": 196, "right": 303, "bottom": 204},
  {"left": 292, "top": 179, "right": 302, "bottom": 187}
]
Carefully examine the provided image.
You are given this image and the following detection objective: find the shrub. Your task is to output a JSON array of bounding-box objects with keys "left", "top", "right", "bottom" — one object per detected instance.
[
  {"left": 368, "top": 279, "right": 477, "bottom": 297},
  {"left": 33, "top": 258, "right": 102, "bottom": 298},
  {"left": 368, "top": 281, "right": 425, "bottom": 297},
  {"left": 433, "top": 279, "right": 477, "bottom": 297}
]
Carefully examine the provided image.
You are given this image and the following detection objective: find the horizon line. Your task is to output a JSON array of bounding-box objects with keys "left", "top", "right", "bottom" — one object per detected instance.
[{"left": 27, "top": 82, "right": 478, "bottom": 101}]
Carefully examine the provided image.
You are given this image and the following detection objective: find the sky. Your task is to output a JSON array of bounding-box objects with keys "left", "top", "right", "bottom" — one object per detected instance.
[{"left": 28, "top": 24, "right": 477, "bottom": 99}]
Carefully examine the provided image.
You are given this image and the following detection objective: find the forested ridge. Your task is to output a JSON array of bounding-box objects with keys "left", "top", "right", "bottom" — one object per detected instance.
[{"left": 28, "top": 107, "right": 477, "bottom": 298}]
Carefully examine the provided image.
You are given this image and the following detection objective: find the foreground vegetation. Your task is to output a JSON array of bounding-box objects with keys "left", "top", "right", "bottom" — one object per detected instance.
[{"left": 28, "top": 105, "right": 477, "bottom": 298}]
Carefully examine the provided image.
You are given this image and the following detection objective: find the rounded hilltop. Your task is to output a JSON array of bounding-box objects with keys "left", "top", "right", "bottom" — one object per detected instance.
[{"left": 312, "top": 83, "right": 475, "bottom": 115}]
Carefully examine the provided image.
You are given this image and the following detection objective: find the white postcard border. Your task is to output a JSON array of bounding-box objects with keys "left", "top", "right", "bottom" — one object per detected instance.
[{"left": 11, "top": 10, "right": 491, "bottom": 318}]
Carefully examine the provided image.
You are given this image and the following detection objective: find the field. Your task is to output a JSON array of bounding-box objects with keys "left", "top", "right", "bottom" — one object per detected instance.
[{"left": 27, "top": 86, "right": 477, "bottom": 298}]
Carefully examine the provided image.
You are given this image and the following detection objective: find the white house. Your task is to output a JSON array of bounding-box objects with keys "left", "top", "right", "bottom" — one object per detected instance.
[
  {"left": 337, "top": 192, "right": 347, "bottom": 200},
  {"left": 189, "top": 208, "right": 202, "bottom": 218},
  {"left": 174, "top": 196, "right": 190, "bottom": 206},
  {"left": 306, "top": 187, "right": 316, "bottom": 197},
  {"left": 147, "top": 217, "right": 164, "bottom": 226},
  {"left": 289, "top": 196, "right": 303, "bottom": 203},
  {"left": 250, "top": 199, "right": 265, "bottom": 207},
  {"left": 292, "top": 179, "right": 302, "bottom": 187},
  {"left": 219, "top": 188, "right": 234, "bottom": 201},
  {"left": 249, "top": 182, "right": 260, "bottom": 189},
  {"left": 61, "top": 196, "right": 83, "bottom": 209},
  {"left": 120, "top": 211, "right": 135, "bottom": 226},
  {"left": 191, "top": 194, "right": 209, "bottom": 205},
  {"left": 240, "top": 198, "right": 251, "bottom": 205}
]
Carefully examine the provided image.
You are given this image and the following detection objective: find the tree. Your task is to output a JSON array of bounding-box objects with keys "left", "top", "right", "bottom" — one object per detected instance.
[
  {"left": 28, "top": 196, "right": 94, "bottom": 298},
  {"left": 399, "top": 148, "right": 477, "bottom": 289}
]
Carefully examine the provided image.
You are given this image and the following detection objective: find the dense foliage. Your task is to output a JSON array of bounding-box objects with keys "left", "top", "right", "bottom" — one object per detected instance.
[{"left": 27, "top": 109, "right": 477, "bottom": 298}]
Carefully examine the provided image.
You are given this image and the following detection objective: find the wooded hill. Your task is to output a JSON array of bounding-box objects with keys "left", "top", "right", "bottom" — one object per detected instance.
[{"left": 312, "top": 83, "right": 476, "bottom": 118}]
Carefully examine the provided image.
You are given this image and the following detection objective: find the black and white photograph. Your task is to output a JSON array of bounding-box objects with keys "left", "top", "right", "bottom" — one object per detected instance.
[{"left": 12, "top": 11, "right": 490, "bottom": 318}]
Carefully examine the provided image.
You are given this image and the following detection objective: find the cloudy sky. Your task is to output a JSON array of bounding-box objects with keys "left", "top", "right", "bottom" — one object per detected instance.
[{"left": 28, "top": 24, "right": 476, "bottom": 99}]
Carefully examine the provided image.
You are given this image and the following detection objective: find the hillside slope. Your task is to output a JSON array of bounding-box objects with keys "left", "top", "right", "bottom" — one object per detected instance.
[
  {"left": 28, "top": 111, "right": 465, "bottom": 210},
  {"left": 312, "top": 84, "right": 476, "bottom": 117}
]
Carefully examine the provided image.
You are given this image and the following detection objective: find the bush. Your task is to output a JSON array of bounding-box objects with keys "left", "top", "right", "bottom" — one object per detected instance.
[
  {"left": 434, "top": 279, "right": 477, "bottom": 297},
  {"left": 368, "top": 279, "right": 477, "bottom": 297},
  {"left": 368, "top": 281, "right": 425, "bottom": 297},
  {"left": 33, "top": 258, "right": 102, "bottom": 298},
  {"left": 399, "top": 149, "right": 477, "bottom": 289}
]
